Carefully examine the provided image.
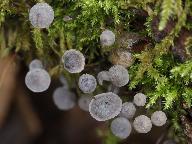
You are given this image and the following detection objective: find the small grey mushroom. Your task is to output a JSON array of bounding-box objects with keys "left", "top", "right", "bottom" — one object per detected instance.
[
  {"left": 78, "top": 95, "right": 92, "bottom": 111},
  {"left": 25, "top": 68, "right": 51, "bottom": 93},
  {"left": 151, "top": 111, "right": 167, "bottom": 126},
  {"left": 133, "top": 115, "right": 152, "bottom": 133},
  {"left": 29, "top": 3, "right": 54, "bottom": 28},
  {"left": 53, "top": 87, "right": 76, "bottom": 110},
  {"left": 89, "top": 92, "right": 122, "bottom": 121},
  {"left": 133, "top": 93, "right": 147, "bottom": 106},
  {"left": 62, "top": 49, "right": 85, "bottom": 73},
  {"left": 119, "top": 102, "right": 136, "bottom": 119},
  {"left": 108, "top": 65, "right": 129, "bottom": 87},
  {"left": 29, "top": 59, "right": 43, "bottom": 70},
  {"left": 110, "top": 117, "right": 132, "bottom": 139},
  {"left": 78, "top": 74, "right": 97, "bottom": 93},
  {"left": 100, "top": 30, "right": 115, "bottom": 46},
  {"left": 97, "top": 71, "right": 110, "bottom": 85}
]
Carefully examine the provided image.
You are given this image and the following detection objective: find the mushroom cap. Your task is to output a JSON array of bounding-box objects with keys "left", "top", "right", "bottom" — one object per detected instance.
[
  {"left": 97, "top": 71, "right": 110, "bottom": 85},
  {"left": 133, "top": 93, "right": 147, "bottom": 106},
  {"left": 53, "top": 87, "right": 76, "bottom": 110},
  {"left": 109, "top": 65, "right": 129, "bottom": 87},
  {"left": 100, "top": 30, "right": 115, "bottom": 46},
  {"left": 25, "top": 68, "right": 51, "bottom": 93},
  {"left": 89, "top": 92, "right": 122, "bottom": 121},
  {"left": 111, "top": 117, "right": 132, "bottom": 139},
  {"left": 110, "top": 48, "right": 134, "bottom": 68},
  {"left": 29, "top": 3, "right": 54, "bottom": 28},
  {"left": 119, "top": 102, "right": 136, "bottom": 119},
  {"left": 78, "top": 74, "right": 97, "bottom": 93},
  {"left": 78, "top": 95, "right": 92, "bottom": 111},
  {"left": 133, "top": 115, "right": 152, "bottom": 133},
  {"left": 29, "top": 59, "right": 43, "bottom": 70},
  {"left": 62, "top": 49, "right": 85, "bottom": 73},
  {"left": 151, "top": 111, "right": 167, "bottom": 126}
]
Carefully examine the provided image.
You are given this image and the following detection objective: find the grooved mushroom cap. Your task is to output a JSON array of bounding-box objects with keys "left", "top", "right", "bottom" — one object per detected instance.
[
  {"left": 151, "top": 111, "right": 167, "bottom": 126},
  {"left": 110, "top": 117, "right": 132, "bottom": 139},
  {"left": 133, "top": 115, "right": 152, "bottom": 133},
  {"left": 25, "top": 68, "right": 51, "bottom": 93},
  {"left": 109, "top": 65, "right": 129, "bottom": 87},
  {"left": 62, "top": 49, "right": 85, "bottom": 73},
  {"left": 78, "top": 95, "right": 92, "bottom": 111},
  {"left": 29, "top": 3, "right": 54, "bottom": 28},
  {"left": 97, "top": 71, "right": 110, "bottom": 85},
  {"left": 119, "top": 102, "right": 136, "bottom": 119},
  {"left": 53, "top": 87, "right": 76, "bottom": 110},
  {"left": 29, "top": 59, "right": 43, "bottom": 70},
  {"left": 89, "top": 92, "right": 122, "bottom": 121},
  {"left": 78, "top": 74, "right": 97, "bottom": 93},
  {"left": 100, "top": 30, "right": 115, "bottom": 46},
  {"left": 133, "top": 93, "right": 147, "bottom": 106}
]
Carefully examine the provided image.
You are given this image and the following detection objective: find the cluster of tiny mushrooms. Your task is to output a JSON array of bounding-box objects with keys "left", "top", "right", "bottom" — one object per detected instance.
[{"left": 25, "top": 2, "right": 168, "bottom": 140}]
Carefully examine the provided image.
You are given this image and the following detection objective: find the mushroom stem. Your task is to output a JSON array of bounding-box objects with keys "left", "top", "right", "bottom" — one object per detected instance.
[{"left": 108, "top": 84, "right": 119, "bottom": 94}]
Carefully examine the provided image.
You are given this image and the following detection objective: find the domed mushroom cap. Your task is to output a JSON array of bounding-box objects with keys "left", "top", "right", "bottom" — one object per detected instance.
[
  {"left": 110, "top": 117, "right": 132, "bottom": 139},
  {"left": 29, "top": 59, "right": 43, "bottom": 70},
  {"left": 110, "top": 48, "right": 134, "bottom": 68},
  {"left": 109, "top": 65, "right": 129, "bottom": 87},
  {"left": 119, "top": 102, "right": 136, "bottom": 119},
  {"left": 97, "top": 71, "right": 110, "bottom": 85},
  {"left": 151, "top": 111, "right": 167, "bottom": 126},
  {"left": 133, "top": 93, "right": 147, "bottom": 106},
  {"left": 29, "top": 3, "right": 54, "bottom": 28},
  {"left": 53, "top": 87, "right": 76, "bottom": 110},
  {"left": 100, "top": 30, "right": 115, "bottom": 46},
  {"left": 78, "top": 74, "right": 97, "bottom": 93},
  {"left": 89, "top": 92, "right": 122, "bottom": 121},
  {"left": 62, "top": 49, "right": 85, "bottom": 73},
  {"left": 25, "top": 68, "right": 51, "bottom": 93},
  {"left": 78, "top": 95, "right": 92, "bottom": 111},
  {"left": 133, "top": 115, "right": 152, "bottom": 133}
]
